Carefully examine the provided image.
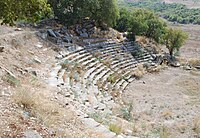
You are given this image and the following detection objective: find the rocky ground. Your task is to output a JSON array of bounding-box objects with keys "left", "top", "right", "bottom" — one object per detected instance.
[{"left": 0, "top": 23, "right": 200, "bottom": 138}]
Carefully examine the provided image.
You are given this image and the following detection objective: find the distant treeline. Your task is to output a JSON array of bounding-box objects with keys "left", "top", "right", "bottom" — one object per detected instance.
[{"left": 125, "top": 0, "right": 200, "bottom": 24}]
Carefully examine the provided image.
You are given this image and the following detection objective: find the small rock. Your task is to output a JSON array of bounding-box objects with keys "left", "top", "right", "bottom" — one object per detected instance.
[
  {"left": 183, "top": 65, "right": 192, "bottom": 70},
  {"left": 63, "top": 36, "right": 72, "bottom": 43},
  {"left": 195, "top": 66, "right": 200, "bottom": 70},
  {"left": 117, "top": 135, "right": 124, "bottom": 138},
  {"left": 54, "top": 31, "right": 61, "bottom": 37},
  {"left": 33, "top": 57, "right": 42, "bottom": 64},
  {"left": 24, "top": 130, "right": 42, "bottom": 138},
  {"left": 171, "top": 62, "right": 181, "bottom": 67},
  {"left": 15, "top": 28, "right": 23, "bottom": 31},
  {"left": 81, "top": 118, "right": 100, "bottom": 128},
  {"left": 98, "top": 103, "right": 106, "bottom": 110},
  {"left": 0, "top": 47, "right": 4, "bottom": 52},
  {"left": 35, "top": 43, "right": 43, "bottom": 48},
  {"left": 47, "top": 29, "right": 57, "bottom": 37},
  {"left": 55, "top": 55, "right": 63, "bottom": 59},
  {"left": 80, "top": 33, "right": 89, "bottom": 38},
  {"left": 124, "top": 129, "right": 133, "bottom": 136}
]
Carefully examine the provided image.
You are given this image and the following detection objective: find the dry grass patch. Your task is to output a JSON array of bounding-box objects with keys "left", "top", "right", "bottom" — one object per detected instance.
[
  {"left": 189, "top": 59, "right": 200, "bottom": 66},
  {"left": 13, "top": 85, "right": 74, "bottom": 127},
  {"left": 102, "top": 60, "right": 111, "bottom": 68},
  {"left": 177, "top": 123, "right": 187, "bottom": 133},
  {"left": 147, "top": 65, "right": 166, "bottom": 73},
  {"left": 109, "top": 123, "right": 122, "bottom": 135},
  {"left": 3, "top": 74, "right": 20, "bottom": 87},
  {"left": 190, "top": 69, "right": 200, "bottom": 76},
  {"left": 107, "top": 73, "right": 120, "bottom": 84},
  {"left": 132, "top": 64, "right": 146, "bottom": 79},
  {"left": 193, "top": 117, "right": 200, "bottom": 136},
  {"left": 160, "top": 126, "right": 170, "bottom": 138},
  {"left": 162, "top": 109, "right": 172, "bottom": 119}
]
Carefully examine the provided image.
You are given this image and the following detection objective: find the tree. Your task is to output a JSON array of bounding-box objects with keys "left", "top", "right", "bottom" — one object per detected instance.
[
  {"left": 162, "top": 28, "right": 188, "bottom": 57},
  {"left": 115, "top": 8, "right": 131, "bottom": 32},
  {"left": 48, "top": 0, "right": 119, "bottom": 27},
  {"left": 129, "top": 9, "right": 166, "bottom": 43},
  {"left": 94, "top": 0, "right": 119, "bottom": 27},
  {"left": 0, "top": 0, "right": 51, "bottom": 25}
]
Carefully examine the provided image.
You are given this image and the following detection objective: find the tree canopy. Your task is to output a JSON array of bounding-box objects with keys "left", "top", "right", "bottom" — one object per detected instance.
[
  {"left": 0, "top": 0, "right": 51, "bottom": 25},
  {"left": 162, "top": 28, "right": 188, "bottom": 56},
  {"left": 126, "top": 0, "right": 200, "bottom": 25},
  {"left": 115, "top": 8, "right": 130, "bottom": 32},
  {"left": 115, "top": 8, "right": 166, "bottom": 43},
  {"left": 48, "top": 0, "right": 119, "bottom": 27}
]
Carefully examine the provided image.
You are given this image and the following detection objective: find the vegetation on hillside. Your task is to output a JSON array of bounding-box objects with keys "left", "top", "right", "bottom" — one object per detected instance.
[
  {"left": 115, "top": 8, "right": 167, "bottom": 43},
  {"left": 0, "top": 0, "right": 52, "bottom": 25},
  {"left": 115, "top": 7, "right": 188, "bottom": 56},
  {"left": 162, "top": 28, "right": 188, "bottom": 56},
  {"left": 0, "top": 0, "right": 188, "bottom": 56},
  {"left": 123, "top": 0, "right": 200, "bottom": 24},
  {"left": 48, "top": 0, "right": 119, "bottom": 27}
]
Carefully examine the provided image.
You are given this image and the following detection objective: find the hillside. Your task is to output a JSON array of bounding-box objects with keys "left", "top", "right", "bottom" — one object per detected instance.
[
  {"left": 163, "top": 0, "right": 200, "bottom": 8},
  {"left": 0, "top": 0, "right": 200, "bottom": 137},
  {"left": 0, "top": 18, "right": 200, "bottom": 137}
]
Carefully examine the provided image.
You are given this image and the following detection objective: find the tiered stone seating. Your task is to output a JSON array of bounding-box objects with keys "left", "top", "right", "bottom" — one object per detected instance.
[{"left": 52, "top": 41, "right": 155, "bottom": 93}]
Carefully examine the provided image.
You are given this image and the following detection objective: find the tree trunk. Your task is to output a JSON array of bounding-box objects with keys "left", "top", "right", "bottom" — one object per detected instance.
[{"left": 169, "top": 49, "right": 173, "bottom": 59}]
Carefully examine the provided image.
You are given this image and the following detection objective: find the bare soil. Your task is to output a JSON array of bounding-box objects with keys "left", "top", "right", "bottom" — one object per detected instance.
[{"left": 123, "top": 67, "right": 200, "bottom": 138}]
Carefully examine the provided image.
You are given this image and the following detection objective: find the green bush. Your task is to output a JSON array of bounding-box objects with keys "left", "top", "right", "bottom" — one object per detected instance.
[
  {"left": 115, "top": 7, "right": 166, "bottom": 43},
  {"left": 129, "top": 9, "right": 166, "bottom": 43},
  {"left": 0, "top": 0, "right": 52, "bottom": 25},
  {"left": 48, "top": 0, "right": 119, "bottom": 27}
]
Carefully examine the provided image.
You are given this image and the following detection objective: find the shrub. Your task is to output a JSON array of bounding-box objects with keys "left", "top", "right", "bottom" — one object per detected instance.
[
  {"left": 3, "top": 74, "right": 20, "bottom": 87},
  {"left": 189, "top": 59, "right": 200, "bottom": 66},
  {"left": 109, "top": 123, "right": 122, "bottom": 135},
  {"left": 132, "top": 64, "right": 146, "bottom": 79},
  {"left": 0, "top": 0, "right": 52, "bottom": 25},
  {"left": 121, "top": 102, "right": 133, "bottom": 121}
]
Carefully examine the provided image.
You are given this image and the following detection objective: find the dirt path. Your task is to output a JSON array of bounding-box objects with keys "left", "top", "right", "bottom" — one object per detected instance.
[{"left": 123, "top": 67, "right": 200, "bottom": 138}]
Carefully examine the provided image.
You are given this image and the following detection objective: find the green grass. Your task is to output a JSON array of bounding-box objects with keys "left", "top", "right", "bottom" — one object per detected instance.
[{"left": 109, "top": 123, "right": 122, "bottom": 135}]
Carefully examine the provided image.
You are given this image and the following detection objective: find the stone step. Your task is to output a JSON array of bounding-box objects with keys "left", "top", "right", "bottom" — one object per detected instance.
[
  {"left": 84, "top": 63, "right": 103, "bottom": 79},
  {"left": 114, "top": 78, "right": 126, "bottom": 90},
  {"left": 135, "top": 54, "right": 152, "bottom": 59},
  {"left": 63, "top": 51, "right": 87, "bottom": 62},
  {"left": 127, "top": 77, "right": 135, "bottom": 83},
  {"left": 78, "top": 55, "right": 93, "bottom": 63},
  {"left": 89, "top": 66, "right": 106, "bottom": 80},
  {"left": 86, "top": 60, "right": 100, "bottom": 69},
  {"left": 82, "top": 58, "right": 97, "bottom": 66},
  {"left": 64, "top": 48, "right": 86, "bottom": 58},
  {"left": 73, "top": 53, "right": 91, "bottom": 62},
  {"left": 93, "top": 69, "right": 111, "bottom": 84},
  {"left": 101, "top": 71, "right": 114, "bottom": 83},
  {"left": 112, "top": 60, "right": 137, "bottom": 70},
  {"left": 120, "top": 81, "right": 129, "bottom": 91}
]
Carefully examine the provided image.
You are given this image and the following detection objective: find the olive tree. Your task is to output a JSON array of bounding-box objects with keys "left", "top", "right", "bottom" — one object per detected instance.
[{"left": 162, "top": 28, "right": 188, "bottom": 57}]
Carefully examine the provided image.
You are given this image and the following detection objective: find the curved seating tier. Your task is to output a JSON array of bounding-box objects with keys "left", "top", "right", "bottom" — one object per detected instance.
[{"left": 55, "top": 41, "right": 155, "bottom": 93}]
